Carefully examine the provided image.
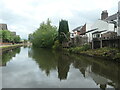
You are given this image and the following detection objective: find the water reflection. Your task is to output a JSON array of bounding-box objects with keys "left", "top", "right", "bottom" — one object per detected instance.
[
  {"left": 29, "top": 48, "right": 57, "bottom": 76},
  {"left": 57, "top": 53, "right": 71, "bottom": 80},
  {"left": 1, "top": 46, "right": 120, "bottom": 88},
  {"left": 28, "top": 47, "right": 120, "bottom": 89},
  {"left": 1, "top": 48, "right": 21, "bottom": 66},
  {"left": 71, "top": 55, "right": 120, "bottom": 89}
]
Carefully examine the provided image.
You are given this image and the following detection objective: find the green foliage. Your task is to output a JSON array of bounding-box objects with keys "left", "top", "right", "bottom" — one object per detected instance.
[
  {"left": 115, "top": 53, "right": 120, "bottom": 59},
  {"left": 31, "top": 19, "right": 57, "bottom": 48},
  {"left": 52, "top": 40, "right": 62, "bottom": 50},
  {"left": 81, "top": 47, "right": 120, "bottom": 60},
  {"left": 67, "top": 46, "right": 120, "bottom": 60},
  {"left": 13, "top": 36, "right": 20, "bottom": 43},
  {"left": 0, "top": 30, "right": 21, "bottom": 43},
  {"left": 1, "top": 30, "right": 11, "bottom": 42},
  {"left": 28, "top": 34, "right": 33, "bottom": 41},
  {"left": 58, "top": 20, "right": 69, "bottom": 43},
  {"left": 68, "top": 44, "right": 91, "bottom": 54},
  {"left": 23, "top": 39, "right": 28, "bottom": 43}
]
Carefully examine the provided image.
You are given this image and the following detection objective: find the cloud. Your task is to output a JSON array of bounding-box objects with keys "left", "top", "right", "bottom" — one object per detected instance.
[{"left": 0, "top": 0, "right": 119, "bottom": 39}]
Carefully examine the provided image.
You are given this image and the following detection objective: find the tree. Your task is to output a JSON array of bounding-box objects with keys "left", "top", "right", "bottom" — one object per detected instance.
[
  {"left": 1, "top": 30, "right": 12, "bottom": 42},
  {"left": 23, "top": 39, "right": 28, "bottom": 43},
  {"left": 28, "top": 34, "right": 33, "bottom": 42},
  {"left": 31, "top": 19, "right": 57, "bottom": 48},
  {"left": 0, "top": 30, "right": 21, "bottom": 43},
  {"left": 58, "top": 20, "right": 69, "bottom": 43},
  {"left": 14, "top": 35, "right": 21, "bottom": 43}
]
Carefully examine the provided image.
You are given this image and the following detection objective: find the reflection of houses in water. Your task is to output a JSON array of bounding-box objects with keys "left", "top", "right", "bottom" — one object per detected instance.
[
  {"left": 89, "top": 73, "right": 115, "bottom": 89},
  {"left": 72, "top": 54, "right": 120, "bottom": 89},
  {"left": 78, "top": 65, "right": 91, "bottom": 78},
  {"left": 78, "top": 65, "right": 116, "bottom": 89}
]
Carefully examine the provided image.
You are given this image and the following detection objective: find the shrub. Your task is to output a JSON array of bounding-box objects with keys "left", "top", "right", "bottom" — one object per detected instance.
[
  {"left": 31, "top": 19, "right": 57, "bottom": 48},
  {"left": 52, "top": 40, "right": 62, "bottom": 50},
  {"left": 68, "top": 44, "right": 91, "bottom": 53}
]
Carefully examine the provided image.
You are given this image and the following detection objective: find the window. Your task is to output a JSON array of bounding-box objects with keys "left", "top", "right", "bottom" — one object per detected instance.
[{"left": 96, "top": 34, "right": 100, "bottom": 38}]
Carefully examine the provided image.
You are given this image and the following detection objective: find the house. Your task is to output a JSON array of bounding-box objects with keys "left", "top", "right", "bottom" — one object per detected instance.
[
  {"left": 71, "top": 1, "right": 120, "bottom": 48},
  {"left": 0, "top": 24, "right": 8, "bottom": 30},
  {"left": 91, "top": 19, "right": 115, "bottom": 39},
  {"left": 11, "top": 32, "right": 16, "bottom": 36},
  {"left": 72, "top": 26, "right": 83, "bottom": 37},
  {"left": 71, "top": 24, "right": 89, "bottom": 46},
  {"left": 103, "top": 1, "right": 120, "bottom": 36},
  {"left": 72, "top": 11, "right": 115, "bottom": 43},
  {"left": 91, "top": 2, "right": 120, "bottom": 49},
  {"left": 101, "top": 31, "right": 117, "bottom": 39},
  {"left": 72, "top": 9, "right": 117, "bottom": 47}
]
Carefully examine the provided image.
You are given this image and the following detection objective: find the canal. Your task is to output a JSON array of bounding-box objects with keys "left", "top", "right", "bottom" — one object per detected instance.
[{"left": 1, "top": 46, "right": 120, "bottom": 89}]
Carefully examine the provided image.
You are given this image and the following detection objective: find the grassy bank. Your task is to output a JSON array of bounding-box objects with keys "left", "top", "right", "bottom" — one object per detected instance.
[
  {"left": 0, "top": 44, "right": 23, "bottom": 52},
  {"left": 64, "top": 45, "right": 120, "bottom": 62}
]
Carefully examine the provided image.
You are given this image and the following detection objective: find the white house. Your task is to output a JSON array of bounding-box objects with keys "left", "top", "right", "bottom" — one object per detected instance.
[
  {"left": 71, "top": 19, "right": 115, "bottom": 43},
  {"left": 82, "top": 19, "right": 114, "bottom": 43},
  {"left": 85, "top": 23, "right": 93, "bottom": 42},
  {"left": 91, "top": 19, "right": 114, "bottom": 37},
  {"left": 71, "top": 1, "right": 120, "bottom": 44}
]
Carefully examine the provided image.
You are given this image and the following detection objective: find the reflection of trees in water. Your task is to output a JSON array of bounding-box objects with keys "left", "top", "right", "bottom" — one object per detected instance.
[
  {"left": 28, "top": 47, "right": 71, "bottom": 80},
  {"left": 28, "top": 47, "right": 58, "bottom": 76},
  {"left": 57, "top": 53, "right": 71, "bottom": 80},
  {"left": 23, "top": 45, "right": 31, "bottom": 48},
  {"left": 28, "top": 47, "right": 120, "bottom": 89},
  {"left": 2, "top": 47, "right": 21, "bottom": 66},
  {"left": 23, "top": 45, "right": 28, "bottom": 48},
  {"left": 28, "top": 48, "right": 57, "bottom": 75}
]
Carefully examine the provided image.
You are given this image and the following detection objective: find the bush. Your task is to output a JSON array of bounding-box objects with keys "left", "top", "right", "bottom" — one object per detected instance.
[
  {"left": 31, "top": 19, "right": 57, "bottom": 48},
  {"left": 52, "top": 40, "right": 62, "bottom": 50},
  {"left": 82, "top": 44, "right": 91, "bottom": 51},
  {"left": 68, "top": 44, "right": 91, "bottom": 53}
]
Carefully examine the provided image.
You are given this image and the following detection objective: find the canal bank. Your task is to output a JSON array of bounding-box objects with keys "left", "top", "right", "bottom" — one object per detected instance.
[
  {"left": 0, "top": 44, "right": 24, "bottom": 52},
  {"left": 64, "top": 46, "right": 120, "bottom": 62}
]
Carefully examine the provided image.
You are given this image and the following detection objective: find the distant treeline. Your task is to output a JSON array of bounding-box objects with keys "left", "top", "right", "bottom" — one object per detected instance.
[{"left": 0, "top": 30, "right": 21, "bottom": 43}]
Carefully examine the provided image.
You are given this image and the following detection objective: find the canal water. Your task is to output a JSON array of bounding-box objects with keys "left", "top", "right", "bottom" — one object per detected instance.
[{"left": 1, "top": 46, "right": 120, "bottom": 89}]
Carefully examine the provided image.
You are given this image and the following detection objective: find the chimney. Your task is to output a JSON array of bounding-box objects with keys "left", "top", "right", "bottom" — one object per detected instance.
[{"left": 101, "top": 10, "right": 108, "bottom": 20}]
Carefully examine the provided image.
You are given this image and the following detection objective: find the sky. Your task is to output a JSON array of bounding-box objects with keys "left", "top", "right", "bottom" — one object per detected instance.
[{"left": 0, "top": 0, "right": 119, "bottom": 39}]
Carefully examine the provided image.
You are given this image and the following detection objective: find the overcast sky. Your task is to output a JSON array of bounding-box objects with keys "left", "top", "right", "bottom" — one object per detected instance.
[{"left": 0, "top": 0, "right": 119, "bottom": 39}]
